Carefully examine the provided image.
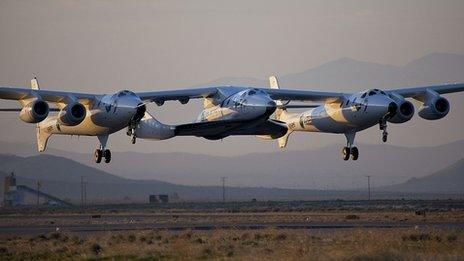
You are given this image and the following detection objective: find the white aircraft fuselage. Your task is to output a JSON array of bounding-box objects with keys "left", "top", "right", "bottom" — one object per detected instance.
[
  {"left": 41, "top": 90, "right": 145, "bottom": 136},
  {"left": 282, "top": 90, "right": 396, "bottom": 134},
  {"left": 197, "top": 89, "right": 276, "bottom": 122}
]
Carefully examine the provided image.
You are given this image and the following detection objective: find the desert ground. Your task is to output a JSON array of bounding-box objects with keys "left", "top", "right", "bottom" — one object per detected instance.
[{"left": 1, "top": 200, "right": 463, "bottom": 260}]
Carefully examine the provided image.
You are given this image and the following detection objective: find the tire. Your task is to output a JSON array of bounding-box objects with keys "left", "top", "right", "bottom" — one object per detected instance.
[
  {"left": 94, "top": 149, "right": 102, "bottom": 164},
  {"left": 342, "top": 147, "right": 350, "bottom": 161},
  {"left": 351, "top": 147, "right": 359, "bottom": 161},
  {"left": 104, "top": 149, "right": 111, "bottom": 163},
  {"left": 382, "top": 135, "right": 387, "bottom": 142},
  {"left": 131, "top": 136, "right": 136, "bottom": 144}
]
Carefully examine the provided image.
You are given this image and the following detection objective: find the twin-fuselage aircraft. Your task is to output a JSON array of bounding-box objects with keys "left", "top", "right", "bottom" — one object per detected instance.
[{"left": 1, "top": 77, "right": 463, "bottom": 163}]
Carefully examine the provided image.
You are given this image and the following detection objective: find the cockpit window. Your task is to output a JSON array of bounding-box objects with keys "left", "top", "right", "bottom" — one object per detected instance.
[
  {"left": 369, "top": 91, "right": 376, "bottom": 96},
  {"left": 117, "top": 90, "right": 135, "bottom": 97},
  {"left": 361, "top": 93, "right": 367, "bottom": 98},
  {"left": 248, "top": 90, "right": 256, "bottom": 95},
  {"left": 380, "top": 91, "right": 386, "bottom": 95}
]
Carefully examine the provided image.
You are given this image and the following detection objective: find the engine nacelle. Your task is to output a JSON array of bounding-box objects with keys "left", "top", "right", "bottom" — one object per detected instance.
[
  {"left": 418, "top": 96, "right": 450, "bottom": 120},
  {"left": 19, "top": 100, "right": 49, "bottom": 123},
  {"left": 387, "top": 93, "right": 415, "bottom": 124},
  {"left": 388, "top": 100, "right": 415, "bottom": 123},
  {"left": 58, "top": 102, "right": 86, "bottom": 126}
]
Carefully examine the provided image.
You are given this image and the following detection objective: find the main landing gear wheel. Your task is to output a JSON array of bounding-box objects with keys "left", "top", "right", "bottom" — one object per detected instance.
[
  {"left": 94, "top": 149, "right": 103, "bottom": 163},
  {"left": 382, "top": 133, "right": 388, "bottom": 142},
  {"left": 104, "top": 149, "right": 111, "bottom": 163},
  {"left": 342, "top": 147, "right": 350, "bottom": 161},
  {"left": 351, "top": 147, "right": 359, "bottom": 161},
  {"left": 94, "top": 149, "right": 111, "bottom": 163}
]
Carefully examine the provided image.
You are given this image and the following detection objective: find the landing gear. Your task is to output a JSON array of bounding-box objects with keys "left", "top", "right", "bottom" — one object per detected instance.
[
  {"left": 127, "top": 126, "right": 137, "bottom": 144},
  {"left": 342, "top": 131, "right": 359, "bottom": 161},
  {"left": 342, "top": 147, "right": 350, "bottom": 161},
  {"left": 94, "top": 149, "right": 103, "bottom": 163},
  {"left": 351, "top": 147, "right": 359, "bottom": 161},
  {"left": 341, "top": 146, "right": 359, "bottom": 161},
  {"left": 94, "top": 135, "right": 112, "bottom": 164},
  {"left": 379, "top": 119, "right": 388, "bottom": 143},
  {"left": 104, "top": 149, "right": 111, "bottom": 163}
]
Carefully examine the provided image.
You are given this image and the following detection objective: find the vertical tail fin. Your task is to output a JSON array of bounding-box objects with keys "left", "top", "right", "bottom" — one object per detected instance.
[
  {"left": 32, "top": 77, "right": 52, "bottom": 152},
  {"left": 31, "top": 77, "right": 40, "bottom": 90},
  {"left": 269, "top": 76, "right": 292, "bottom": 148},
  {"left": 36, "top": 125, "right": 52, "bottom": 152}
]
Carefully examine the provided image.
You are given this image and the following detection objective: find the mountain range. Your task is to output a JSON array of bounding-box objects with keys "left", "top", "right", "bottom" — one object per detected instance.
[
  {"left": 0, "top": 139, "right": 463, "bottom": 190},
  {"left": 202, "top": 52, "right": 464, "bottom": 91},
  {"left": 1, "top": 152, "right": 462, "bottom": 204},
  {"left": 382, "top": 159, "right": 464, "bottom": 193}
]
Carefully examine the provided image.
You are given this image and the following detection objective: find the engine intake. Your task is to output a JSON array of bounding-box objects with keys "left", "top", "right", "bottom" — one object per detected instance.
[
  {"left": 19, "top": 100, "right": 49, "bottom": 123},
  {"left": 58, "top": 102, "right": 86, "bottom": 126},
  {"left": 388, "top": 100, "right": 414, "bottom": 123},
  {"left": 418, "top": 97, "right": 450, "bottom": 120}
]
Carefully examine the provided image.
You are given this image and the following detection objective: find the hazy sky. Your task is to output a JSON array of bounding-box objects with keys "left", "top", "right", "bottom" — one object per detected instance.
[{"left": 1, "top": 0, "right": 464, "bottom": 156}]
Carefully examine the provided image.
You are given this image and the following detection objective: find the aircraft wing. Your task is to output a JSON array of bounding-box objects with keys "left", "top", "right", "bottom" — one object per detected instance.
[
  {"left": 175, "top": 119, "right": 287, "bottom": 138},
  {"left": 137, "top": 86, "right": 345, "bottom": 104},
  {"left": 386, "top": 83, "right": 464, "bottom": 99},
  {"left": 136, "top": 87, "right": 219, "bottom": 103},
  {"left": 175, "top": 119, "right": 243, "bottom": 137},
  {"left": 0, "top": 87, "right": 98, "bottom": 104},
  {"left": 262, "top": 88, "right": 346, "bottom": 103}
]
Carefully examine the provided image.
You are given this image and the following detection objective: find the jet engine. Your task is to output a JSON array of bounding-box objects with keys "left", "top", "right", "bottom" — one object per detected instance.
[
  {"left": 418, "top": 96, "right": 450, "bottom": 120},
  {"left": 388, "top": 100, "right": 414, "bottom": 123},
  {"left": 19, "top": 99, "right": 49, "bottom": 123},
  {"left": 58, "top": 102, "right": 86, "bottom": 126},
  {"left": 387, "top": 94, "right": 414, "bottom": 124}
]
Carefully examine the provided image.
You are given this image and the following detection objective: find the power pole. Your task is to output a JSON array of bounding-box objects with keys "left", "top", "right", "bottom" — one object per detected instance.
[
  {"left": 36, "top": 181, "right": 41, "bottom": 205},
  {"left": 84, "top": 181, "right": 87, "bottom": 207},
  {"left": 365, "top": 175, "right": 371, "bottom": 200},
  {"left": 81, "top": 176, "right": 84, "bottom": 209},
  {"left": 221, "top": 177, "right": 227, "bottom": 203}
]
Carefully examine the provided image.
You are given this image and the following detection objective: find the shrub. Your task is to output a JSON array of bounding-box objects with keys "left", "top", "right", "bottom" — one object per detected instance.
[
  {"left": 345, "top": 214, "right": 360, "bottom": 220},
  {"left": 91, "top": 243, "right": 103, "bottom": 255},
  {"left": 402, "top": 233, "right": 432, "bottom": 242},
  {"left": 447, "top": 234, "right": 458, "bottom": 242}
]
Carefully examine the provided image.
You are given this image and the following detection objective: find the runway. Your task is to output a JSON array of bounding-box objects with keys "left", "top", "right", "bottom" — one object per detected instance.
[{"left": 1, "top": 220, "right": 463, "bottom": 236}]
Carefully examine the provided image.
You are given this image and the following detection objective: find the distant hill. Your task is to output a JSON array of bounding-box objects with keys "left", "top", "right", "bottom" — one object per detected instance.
[
  {"left": 0, "top": 140, "right": 464, "bottom": 189},
  {"left": 1, "top": 154, "right": 459, "bottom": 204},
  {"left": 0, "top": 154, "right": 355, "bottom": 203},
  {"left": 201, "top": 52, "right": 464, "bottom": 90},
  {"left": 381, "top": 159, "right": 464, "bottom": 193}
]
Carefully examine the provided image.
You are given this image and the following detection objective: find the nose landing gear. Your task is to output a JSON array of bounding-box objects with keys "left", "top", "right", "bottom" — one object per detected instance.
[
  {"left": 379, "top": 119, "right": 388, "bottom": 142},
  {"left": 342, "top": 132, "right": 359, "bottom": 161},
  {"left": 95, "top": 135, "right": 111, "bottom": 164},
  {"left": 127, "top": 126, "right": 137, "bottom": 144}
]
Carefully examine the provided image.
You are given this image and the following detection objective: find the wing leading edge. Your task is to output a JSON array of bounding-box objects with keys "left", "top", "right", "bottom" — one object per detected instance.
[
  {"left": 0, "top": 87, "right": 97, "bottom": 104},
  {"left": 386, "top": 83, "right": 464, "bottom": 99}
]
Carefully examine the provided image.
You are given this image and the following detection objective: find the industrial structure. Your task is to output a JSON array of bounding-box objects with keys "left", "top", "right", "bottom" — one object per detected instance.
[
  {"left": 149, "top": 194, "right": 169, "bottom": 204},
  {"left": 3, "top": 173, "right": 72, "bottom": 207}
]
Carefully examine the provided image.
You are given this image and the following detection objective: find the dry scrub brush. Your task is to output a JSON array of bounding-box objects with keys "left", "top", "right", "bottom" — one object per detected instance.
[{"left": 0, "top": 228, "right": 463, "bottom": 260}]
